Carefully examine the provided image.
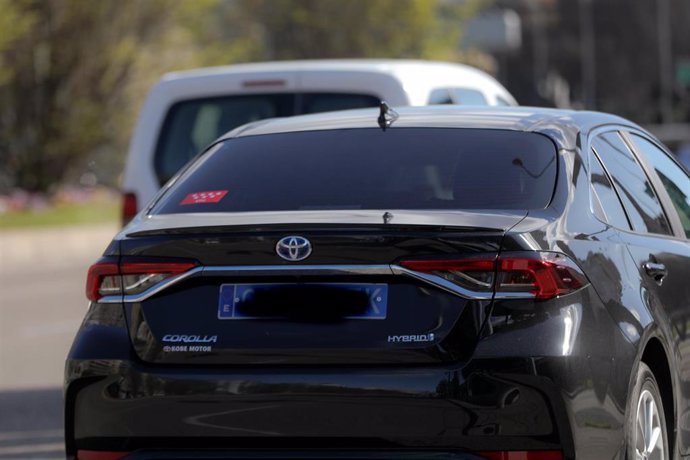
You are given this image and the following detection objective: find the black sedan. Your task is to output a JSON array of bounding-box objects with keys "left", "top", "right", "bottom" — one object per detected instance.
[{"left": 66, "top": 105, "right": 690, "bottom": 460}]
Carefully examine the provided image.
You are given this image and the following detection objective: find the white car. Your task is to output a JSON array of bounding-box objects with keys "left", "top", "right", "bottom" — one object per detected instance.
[{"left": 121, "top": 59, "right": 517, "bottom": 222}]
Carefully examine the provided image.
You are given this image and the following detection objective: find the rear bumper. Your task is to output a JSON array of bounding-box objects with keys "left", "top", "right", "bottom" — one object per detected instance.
[
  {"left": 66, "top": 358, "right": 569, "bottom": 458},
  {"left": 65, "top": 288, "right": 636, "bottom": 460},
  {"left": 84, "top": 449, "right": 544, "bottom": 460}
]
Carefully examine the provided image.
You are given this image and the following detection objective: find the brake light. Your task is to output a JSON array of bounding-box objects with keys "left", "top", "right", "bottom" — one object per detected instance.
[
  {"left": 85, "top": 259, "right": 119, "bottom": 302},
  {"left": 479, "top": 451, "right": 563, "bottom": 460},
  {"left": 77, "top": 450, "right": 132, "bottom": 460},
  {"left": 399, "top": 257, "right": 497, "bottom": 293},
  {"left": 85, "top": 259, "right": 197, "bottom": 301},
  {"left": 242, "top": 79, "right": 286, "bottom": 88},
  {"left": 399, "top": 251, "right": 586, "bottom": 300},
  {"left": 121, "top": 192, "right": 137, "bottom": 226},
  {"left": 497, "top": 253, "right": 586, "bottom": 300}
]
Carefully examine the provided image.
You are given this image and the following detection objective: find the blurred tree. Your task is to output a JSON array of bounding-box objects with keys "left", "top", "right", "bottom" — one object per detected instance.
[
  {"left": 0, "top": 0, "right": 183, "bottom": 192},
  {"left": 239, "top": 0, "right": 448, "bottom": 60},
  {"left": 0, "top": 0, "right": 485, "bottom": 193},
  {"left": 185, "top": 0, "right": 484, "bottom": 63},
  {"left": 0, "top": 0, "right": 36, "bottom": 85}
]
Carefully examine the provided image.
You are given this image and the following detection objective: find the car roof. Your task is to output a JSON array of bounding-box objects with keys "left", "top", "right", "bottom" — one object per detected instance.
[
  {"left": 162, "top": 59, "right": 497, "bottom": 82},
  {"left": 220, "top": 105, "right": 644, "bottom": 151},
  {"left": 158, "top": 59, "right": 516, "bottom": 106}
]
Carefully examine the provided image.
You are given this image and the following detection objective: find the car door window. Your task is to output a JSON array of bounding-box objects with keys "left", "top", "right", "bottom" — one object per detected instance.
[
  {"left": 428, "top": 88, "right": 454, "bottom": 105},
  {"left": 629, "top": 134, "right": 690, "bottom": 238},
  {"left": 428, "top": 88, "right": 488, "bottom": 105},
  {"left": 451, "top": 88, "right": 488, "bottom": 105},
  {"left": 495, "top": 96, "right": 513, "bottom": 106},
  {"left": 589, "top": 149, "right": 631, "bottom": 229},
  {"left": 592, "top": 131, "right": 672, "bottom": 235},
  {"left": 154, "top": 93, "right": 380, "bottom": 185},
  {"left": 154, "top": 94, "right": 295, "bottom": 185},
  {"left": 299, "top": 93, "right": 380, "bottom": 114}
]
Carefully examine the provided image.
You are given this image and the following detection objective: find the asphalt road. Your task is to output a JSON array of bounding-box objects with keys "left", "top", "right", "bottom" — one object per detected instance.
[{"left": 0, "top": 223, "right": 117, "bottom": 459}]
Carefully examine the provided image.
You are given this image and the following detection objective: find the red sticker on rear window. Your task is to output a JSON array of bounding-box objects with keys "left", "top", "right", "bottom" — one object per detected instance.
[{"left": 180, "top": 190, "right": 228, "bottom": 205}]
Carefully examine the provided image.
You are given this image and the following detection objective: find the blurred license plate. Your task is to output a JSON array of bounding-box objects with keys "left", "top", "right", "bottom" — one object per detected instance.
[{"left": 218, "top": 283, "right": 388, "bottom": 320}]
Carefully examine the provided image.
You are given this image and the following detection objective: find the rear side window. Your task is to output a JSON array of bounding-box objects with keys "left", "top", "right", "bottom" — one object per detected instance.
[
  {"left": 589, "top": 149, "right": 631, "bottom": 229},
  {"left": 153, "top": 128, "right": 557, "bottom": 215},
  {"left": 154, "top": 93, "right": 380, "bottom": 185},
  {"left": 592, "top": 132, "right": 671, "bottom": 235},
  {"left": 629, "top": 134, "right": 690, "bottom": 238}
]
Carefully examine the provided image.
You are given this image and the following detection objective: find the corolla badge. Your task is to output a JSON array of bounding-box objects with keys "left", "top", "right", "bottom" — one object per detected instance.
[{"left": 276, "top": 236, "right": 312, "bottom": 261}]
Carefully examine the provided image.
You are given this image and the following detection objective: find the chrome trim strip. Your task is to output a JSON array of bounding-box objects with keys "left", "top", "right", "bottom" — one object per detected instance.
[
  {"left": 203, "top": 264, "right": 393, "bottom": 276},
  {"left": 100, "top": 265, "right": 393, "bottom": 303},
  {"left": 493, "top": 290, "right": 537, "bottom": 300},
  {"left": 98, "top": 263, "right": 536, "bottom": 304},
  {"left": 99, "top": 296, "right": 122, "bottom": 303}
]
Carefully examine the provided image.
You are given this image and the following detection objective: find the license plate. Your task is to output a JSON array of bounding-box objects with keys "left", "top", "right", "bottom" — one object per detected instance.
[{"left": 218, "top": 283, "right": 388, "bottom": 320}]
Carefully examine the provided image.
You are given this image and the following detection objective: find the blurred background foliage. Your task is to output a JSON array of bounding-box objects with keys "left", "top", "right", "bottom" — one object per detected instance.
[
  {"left": 0, "top": 0, "right": 484, "bottom": 194},
  {"left": 0, "top": 0, "right": 689, "bottom": 196}
]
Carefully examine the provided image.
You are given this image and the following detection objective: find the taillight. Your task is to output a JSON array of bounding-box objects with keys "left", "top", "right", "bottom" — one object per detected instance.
[
  {"left": 77, "top": 450, "right": 132, "bottom": 460},
  {"left": 85, "top": 259, "right": 197, "bottom": 302},
  {"left": 85, "top": 259, "right": 119, "bottom": 302},
  {"left": 496, "top": 252, "right": 586, "bottom": 300},
  {"left": 479, "top": 451, "right": 563, "bottom": 460},
  {"left": 399, "top": 251, "right": 586, "bottom": 301},
  {"left": 121, "top": 191, "right": 137, "bottom": 226},
  {"left": 399, "top": 257, "right": 497, "bottom": 294}
]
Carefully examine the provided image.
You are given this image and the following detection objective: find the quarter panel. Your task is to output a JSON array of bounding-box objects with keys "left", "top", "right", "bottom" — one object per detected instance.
[{"left": 502, "top": 140, "right": 657, "bottom": 457}]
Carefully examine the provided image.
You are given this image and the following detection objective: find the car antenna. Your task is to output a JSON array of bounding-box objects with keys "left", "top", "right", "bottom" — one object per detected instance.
[{"left": 377, "top": 101, "right": 398, "bottom": 131}]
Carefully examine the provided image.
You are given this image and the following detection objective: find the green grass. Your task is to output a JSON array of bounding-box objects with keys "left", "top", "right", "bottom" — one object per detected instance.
[{"left": 0, "top": 200, "right": 119, "bottom": 230}]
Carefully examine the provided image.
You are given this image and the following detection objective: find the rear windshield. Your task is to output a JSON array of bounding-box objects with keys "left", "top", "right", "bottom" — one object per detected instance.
[
  {"left": 154, "top": 93, "right": 380, "bottom": 184},
  {"left": 153, "top": 128, "right": 557, "bottom": 214}
]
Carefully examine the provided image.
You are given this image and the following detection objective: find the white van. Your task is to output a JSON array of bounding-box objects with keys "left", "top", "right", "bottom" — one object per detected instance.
[{"left": 121, "top": 59, "right": 517, "bottom": 222}]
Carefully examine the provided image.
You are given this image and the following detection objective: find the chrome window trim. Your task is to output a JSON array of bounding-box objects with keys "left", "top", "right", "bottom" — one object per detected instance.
[{"left": 204, "top": 264, "right": 393, "bottom": 277}]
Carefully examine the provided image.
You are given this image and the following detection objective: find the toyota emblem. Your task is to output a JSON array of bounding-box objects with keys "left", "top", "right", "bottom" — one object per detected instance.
[{"left": 276, "top": 236, "right": 312, "bottom": 262}]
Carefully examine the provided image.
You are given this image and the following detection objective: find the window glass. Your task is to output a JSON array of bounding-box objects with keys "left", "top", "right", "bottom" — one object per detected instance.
[
  {"left": 300, "top": 93, "right": 379, "bottom": 114},
  {"left": 629, "top": 134, "right": 690, "bottom": 238},
  {"left": 428, "top": 88, "right": 453, "bottom": 105},
  {"left": 496, "top": 96, "right": 513, "bottom": 106},
  {"left": 153, "top": 128, "right": 558, "bottom": 215},
  {"left": 154, "top": 93, "right": 380, "bottom": 185},
  {"left": 428, "top": 88, "right": 488, "bottom": 106},
  {"left": 451, "top": 88, "right": 488, "bottom": 105},
  {"left": 590, "top": 149, "right": 631, "bottom": 229},
  {"left": 592, "top": 132, "right": 671, "bottom": 235}
]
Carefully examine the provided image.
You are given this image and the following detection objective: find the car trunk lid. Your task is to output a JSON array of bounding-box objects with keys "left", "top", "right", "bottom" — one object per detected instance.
[{"left": 118, "top": 210, "right": 525, "bottom": 365}]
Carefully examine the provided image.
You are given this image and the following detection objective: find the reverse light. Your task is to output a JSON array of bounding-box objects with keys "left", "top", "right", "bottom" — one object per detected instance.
[
  {"left": 400, "top": 251, "right": 586, "bottom": 301},
  {"left": 86, "top": 259, "right": 197, "bottom": 302}
]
